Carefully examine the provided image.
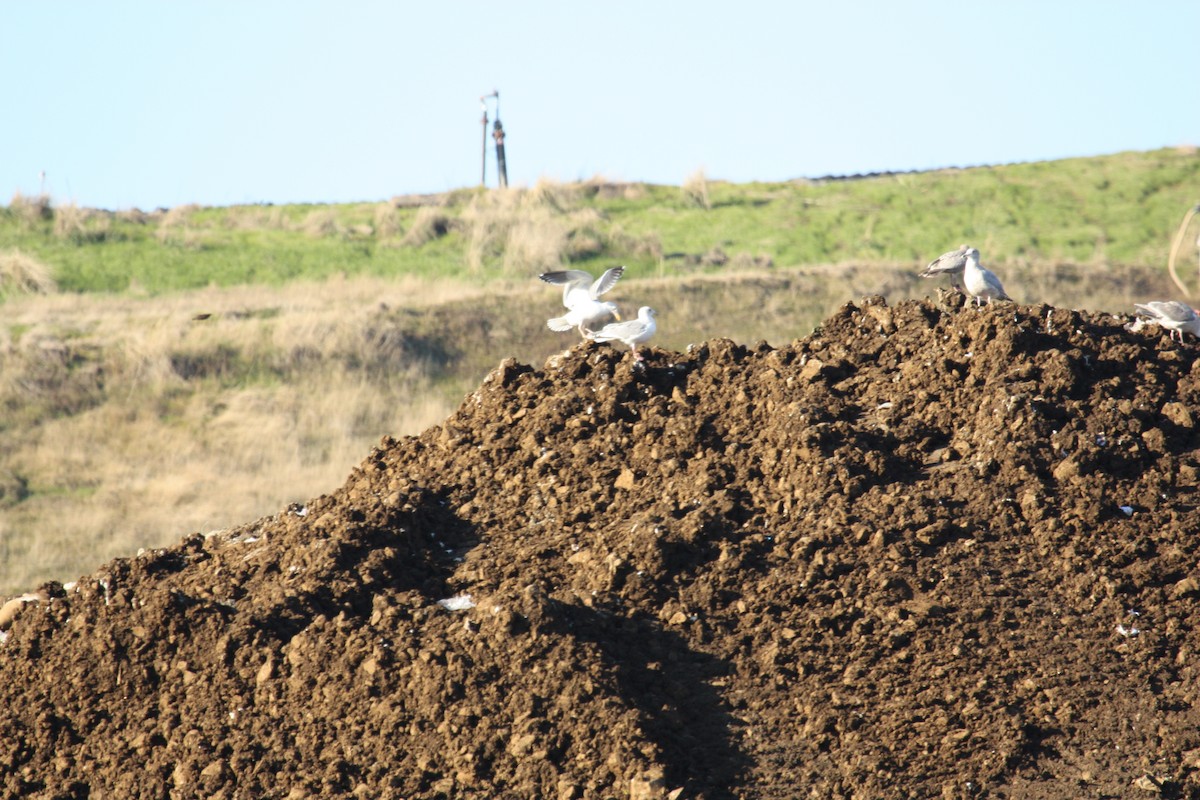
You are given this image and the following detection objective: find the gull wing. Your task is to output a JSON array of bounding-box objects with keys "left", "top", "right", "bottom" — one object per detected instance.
[
  {"left": 540, "top": 270, "right": 596, "bottom": 309},
  {"left": 1136, "top": 300, "right": 1197, "bottom": 323},
  {"left": 589, "top": 266, "right": 625, "bottom": 299},
  {"left": 589, "top": 318, "right": 643, "bottom": 343},
  {"left": 982, "top": 267, "right": 1011, "bottom": 300},
  {"left": 921, "top": 245, "right": 969, "bottom": 277}
]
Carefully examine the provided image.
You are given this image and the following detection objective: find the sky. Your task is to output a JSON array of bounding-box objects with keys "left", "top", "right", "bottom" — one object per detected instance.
[{"left": 2, "top": 1, "right": 1197, "bottom": 210}]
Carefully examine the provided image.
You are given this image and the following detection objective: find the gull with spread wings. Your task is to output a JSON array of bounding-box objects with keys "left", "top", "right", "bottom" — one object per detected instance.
[{"left": 539, "top": 266, "right": 625, "bottom": 337}]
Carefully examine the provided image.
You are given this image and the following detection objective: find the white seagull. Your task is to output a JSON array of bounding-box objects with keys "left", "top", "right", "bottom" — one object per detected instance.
[
  {"left": 920, "top": 244, "right": 970, "bottom": 285},
  {"left": 539, "top": 266, "right": 624, "bottom": 336},
  {"left": 1134, "top": 301, "right": 1200, "bottom": 343},
  {"left": 962, "top": 247, "right": 1011, "bottom": 306},
  {"left": 587, "top": 306, "right": 657, "bottom": 361}
]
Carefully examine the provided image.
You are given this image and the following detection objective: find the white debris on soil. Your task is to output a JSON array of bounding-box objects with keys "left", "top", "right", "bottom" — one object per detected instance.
[{"left": 436, "top": 593, "right": 476, "bottom": 612}]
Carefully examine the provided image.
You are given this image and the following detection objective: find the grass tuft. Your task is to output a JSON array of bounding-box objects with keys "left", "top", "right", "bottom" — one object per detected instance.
[
  {"left": 301, "top": 208, "right": 342, "bottom": 238},
  {"left": 400, "top": 205, "right": 454, "bottom": 248},
  {"left": 0, "top": 249, "right": 56, "bottom": 295},
  {"left": 53, "top": 202, "right": 112, "bottom": 244},
  {"left": 7, "top": 191, "right": 53, "bottom": 228},
  {"left": 154, "top": 204, "right": 205, "bottom": 249},
  {"left": 683, "top": 168, "right": 712, "bottom": 210}
]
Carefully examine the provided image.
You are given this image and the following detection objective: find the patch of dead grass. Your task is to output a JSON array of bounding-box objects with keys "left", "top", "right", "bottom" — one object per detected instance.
[
  {"left": 155, "top": 204, "right": 205, "bottom": 248},
  {"left": 301, "top": 208, "right": 341, "bottom": 237},
  {"left": 7, "top": 191, "right": 53, "bottom": 228},
  {"left": 52, "top": 202, "right": 107, "bottom": 243},
  {"left": 0, "top": 249, "right": 56, "bottom": 295},
  {"left": 683, "top": 168, "right": 712, "bottom": 210},
  {"left": 460, "top": 180, "right": 620, "bottom": 273},
  {"left": 400, "top": 205, "right": 453, "bottom": 247}
]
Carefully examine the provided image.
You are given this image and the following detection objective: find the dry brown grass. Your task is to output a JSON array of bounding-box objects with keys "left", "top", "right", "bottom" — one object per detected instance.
[
  {"left": 373, "top": 201, "right": 405, "bottom": 240},
  {"left": 115, "top": 207, "right": 154, "bottom": 225},
  {"left": 582, "top": 176, "right": 647, "bottom": 202},
  {"left": 683, "top": 168, "right": 712, "bottom": 210},
  {"left": 52, "top": 202, "right": 106, "bottom": 242},
  {"left": 460, "top": 180, "right": 616, "bottom": 273},
  {"left": 7, "top": 191, "right": 53, "bottom": 228},
  {"left": 221, "top": 205, "right": 289, "bottom": 231},
  {"left": 0, "top": 249, "right": 56, "bottom": 295},
  {"left": 301, "top": 208, "right": 341, "bottom": 237},
  {"left": 51, "top": 200, "right": 88, "bottom": 241},
  {"left": 502, "top": 209, "right": 570, "bottom": 272},
  {"left": 400, "top": 205, "right": 453, "bottom": 247},
  {"left": 460, "top": 188, "right": 527, "bottom": 271},
  {"left": 155, "top": 203, "right": 204, "bottom": 248},
  {"left": 160, "top": 203, "right": 201, "bottom": 228}
]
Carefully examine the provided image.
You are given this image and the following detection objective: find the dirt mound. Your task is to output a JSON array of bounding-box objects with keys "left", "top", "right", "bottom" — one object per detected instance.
[{"left": 3, "top": 294, "right": 1200, "bottom": 799}]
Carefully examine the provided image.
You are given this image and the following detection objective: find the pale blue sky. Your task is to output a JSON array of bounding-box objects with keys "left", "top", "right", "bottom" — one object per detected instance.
[{"left": 3, "top": 1, "right": 1197, "bottom": 210}]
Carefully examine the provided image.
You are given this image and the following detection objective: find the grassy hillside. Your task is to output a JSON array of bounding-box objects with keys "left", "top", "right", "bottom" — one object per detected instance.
[
  {"left": 1, "top": 147, "right": 1198, "bottom": 595},
  {"left": 3, "top": 147, "right": 1199, "bottom": 297}
]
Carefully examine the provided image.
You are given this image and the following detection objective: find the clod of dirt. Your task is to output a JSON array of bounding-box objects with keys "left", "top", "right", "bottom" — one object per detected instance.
[{"left": 3, "top": 296, "right": 1200, "bottom": 799}]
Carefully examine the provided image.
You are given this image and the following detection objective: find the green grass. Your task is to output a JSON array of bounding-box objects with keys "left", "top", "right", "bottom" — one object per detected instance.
[{"left": 4, "top": 148, "right": 1199, "bottom": 297}]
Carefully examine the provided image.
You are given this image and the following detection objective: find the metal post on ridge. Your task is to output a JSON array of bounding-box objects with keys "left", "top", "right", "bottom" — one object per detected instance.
[
  {"left": 479, "top": 90, "right": 507, "bottom": 188},
  {"left": 479, "top": 92, "right": 494, "bottom": 187}
]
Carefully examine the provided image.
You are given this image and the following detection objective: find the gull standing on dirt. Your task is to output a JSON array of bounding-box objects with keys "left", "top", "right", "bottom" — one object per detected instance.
[
  {"left": 920, "top": 244, "right": 970, "bottom": 289},
  {"left": 587, "top": 306, "right": 657, "bottom": 361},
  {"left": 961, "top": 247, "right": 1011, "bottom": 306},
  {"left": 539, "top": 266, "right": 625, "bottom": 337},
  {"left": 1133, "top": 301, "right": 1200, "bottom": 343}
]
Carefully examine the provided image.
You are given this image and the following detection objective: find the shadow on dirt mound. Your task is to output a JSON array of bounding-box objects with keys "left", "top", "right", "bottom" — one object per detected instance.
[{"left": 535, "top": 599, "right": 750, "bottom": 798}]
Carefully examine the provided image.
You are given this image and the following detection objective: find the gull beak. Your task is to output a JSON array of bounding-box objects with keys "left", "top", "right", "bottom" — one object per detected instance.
[{"left": 612, "top": 310, "right": 622, "bottom": 321}]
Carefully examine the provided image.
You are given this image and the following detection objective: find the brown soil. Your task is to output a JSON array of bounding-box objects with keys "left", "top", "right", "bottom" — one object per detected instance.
[{"left": 3, "top": 294, "right": 1200, "bottom": 799}]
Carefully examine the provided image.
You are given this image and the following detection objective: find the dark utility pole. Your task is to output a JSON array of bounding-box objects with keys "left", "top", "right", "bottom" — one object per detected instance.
[
  {"left": 479, "top": 90, "right": 507, "bottom": 188},
  {"left": 493, "top": 118, "right": 508, "bottom": 188}
]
